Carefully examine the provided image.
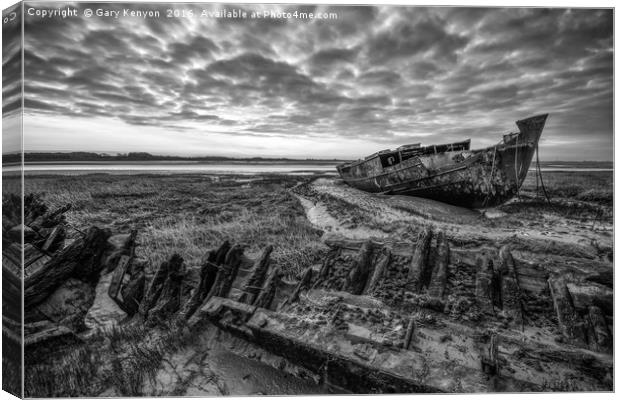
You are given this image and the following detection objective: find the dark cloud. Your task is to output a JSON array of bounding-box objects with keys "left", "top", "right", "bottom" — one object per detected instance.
[
  {"left": 366, "top": 17, "right": 469, "bottom": 64},
  {"left": 167, "top": 36, "right": 219, "bottom": 64},
  {"left": 309, "top": 46, "right": 359, "bottom": 67},
  {"left": 14, "top": 3, "right": 613, "bottom": 160},
  {"left": 3, "top": 4, "right": 22, "bottom": 117}
]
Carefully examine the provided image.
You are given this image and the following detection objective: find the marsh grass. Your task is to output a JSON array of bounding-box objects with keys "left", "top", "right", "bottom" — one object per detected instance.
[
  {"left": 25, "top": 322, "right": 198, "bottom": 397},
  {"left": 23, "top": 173, "right": 328, "bottom": 396},
  {"left": 498, "top": 171, "right": 613, "bottom": 221},
  {"left": 520, "top": 171, "right": 612, "bottom": 204},
  {"left": 25, "top": 345, "right": 99, "bottom": 397},
  {"left": 25, "top": 173, "right": 327, "bottom": 278}
]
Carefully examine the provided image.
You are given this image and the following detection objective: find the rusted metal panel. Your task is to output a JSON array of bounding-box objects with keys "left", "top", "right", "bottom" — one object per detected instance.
[{"left": 337, "top": 114, "right": 548, "bottom": 208}]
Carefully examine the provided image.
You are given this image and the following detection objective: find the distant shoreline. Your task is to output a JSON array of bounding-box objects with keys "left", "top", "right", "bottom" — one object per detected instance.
[
  {"left": 1, "top": 152, "right": 349, "bottom": 164},
  {"left": 1, "top": 153, "right": 614, "bottom": 169}
]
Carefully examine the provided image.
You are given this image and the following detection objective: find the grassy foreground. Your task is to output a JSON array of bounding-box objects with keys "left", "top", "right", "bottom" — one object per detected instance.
[
  {"left": 21, "top": 173, "right": 328, "bottom": 396},
  {"left": 17, "top": 169, "right": 612, "bottom": 396},
  {"left": 24, "top": 173, "right": 327, "bottom": 279}
]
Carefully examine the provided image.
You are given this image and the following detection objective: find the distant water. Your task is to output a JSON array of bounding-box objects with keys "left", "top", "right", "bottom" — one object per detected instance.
[
  {"left": 1, "top": 162, "right": 612, "bottom": 175},
  {"left": 13, "top": 162, "right": 341, "bottom": 175}
]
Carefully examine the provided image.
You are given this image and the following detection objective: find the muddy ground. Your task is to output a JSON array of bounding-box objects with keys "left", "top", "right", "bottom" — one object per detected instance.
[{"left": 15, "top": 170, "right": 613, "bottom": 396}]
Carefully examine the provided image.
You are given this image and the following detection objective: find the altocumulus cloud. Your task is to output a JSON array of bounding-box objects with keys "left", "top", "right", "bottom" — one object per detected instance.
[{"left": 12, "top": 3, "right": 613, "bottom": 160}]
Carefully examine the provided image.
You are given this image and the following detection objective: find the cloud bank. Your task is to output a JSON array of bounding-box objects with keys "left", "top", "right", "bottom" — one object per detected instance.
[{"left": 16, "top": 3, "right": 613, "bottom": 160}]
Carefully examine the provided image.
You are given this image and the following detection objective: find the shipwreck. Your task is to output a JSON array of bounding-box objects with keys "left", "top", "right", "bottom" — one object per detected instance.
[{"left": 336, "top": 114, "right": 549, "bottom": 208}]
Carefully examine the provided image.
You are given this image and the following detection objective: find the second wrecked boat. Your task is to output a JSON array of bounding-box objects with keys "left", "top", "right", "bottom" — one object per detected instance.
[{"left": 336, "top": 114, "right": 549, "bottom": 208}]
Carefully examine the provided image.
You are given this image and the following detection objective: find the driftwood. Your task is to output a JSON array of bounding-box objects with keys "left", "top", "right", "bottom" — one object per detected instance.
[{"left": 24, "top": 227, "right": 111, "bottom": 308}]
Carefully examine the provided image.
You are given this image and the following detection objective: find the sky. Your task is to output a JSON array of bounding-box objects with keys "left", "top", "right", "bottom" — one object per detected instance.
[{"left": 2, "top": 2, "right": 614, "bottom": 160}]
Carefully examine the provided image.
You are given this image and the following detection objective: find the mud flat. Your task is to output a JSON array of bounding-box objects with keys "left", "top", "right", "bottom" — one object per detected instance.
[{"left": 9, "top": 170, "right": 612, "bottom": 395}]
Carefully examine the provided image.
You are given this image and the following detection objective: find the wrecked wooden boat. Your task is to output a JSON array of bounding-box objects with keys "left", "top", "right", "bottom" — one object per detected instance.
[
  {"left": 169, "top": 231, "right": 612, "bottom": 393},
  {"left": 2, "top": 194, "right": 138, "bottom": 359},
  {"left": 336, "top": 114, "right": 549, "bottom": 208}
]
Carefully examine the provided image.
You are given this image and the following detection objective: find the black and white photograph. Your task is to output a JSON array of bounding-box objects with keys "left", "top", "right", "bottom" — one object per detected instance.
[{"left": 1, "top": 0, "right": 615, "bottom": 397}]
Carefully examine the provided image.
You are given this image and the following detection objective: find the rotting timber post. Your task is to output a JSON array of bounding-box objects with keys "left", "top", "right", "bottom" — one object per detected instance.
[{"left": 117, "top": 226, "right": 613, "bottom": 393}]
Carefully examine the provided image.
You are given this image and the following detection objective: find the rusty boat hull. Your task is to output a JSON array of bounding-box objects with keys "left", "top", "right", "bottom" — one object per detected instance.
[{"left": 337, "top": 114, "right": 549, "bottom": 208}]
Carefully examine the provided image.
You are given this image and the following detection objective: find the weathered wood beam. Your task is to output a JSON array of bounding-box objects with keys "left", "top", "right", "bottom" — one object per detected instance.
[
  {"left": 474, "top": 255, "right": 495, "bottom": 314},
  {"left": 24, "top": 227, "right": 111, "bottom": 308},
  {"left": 254, "top": 266, "right": 282, "bottom": 309},
  {"left": 408, "top": 226, "right": 433, "bottom": 291},
  {"left": 498, "top": 246, "right": 524, "bottom": 329},
  {"left": 283, "top": 266, "right": 314, "bottom": 307},
  {"left": 345, "top": 240, "right": 373, "bottom": 295},
  {"left": 548, "top": 276, "right": 588, "bottom": 347},
  {"left": 146, "top": 254, "right": 185, "bottom": 326},
  {"left": 403, "top": 318, "right": 416, "bottom": 350},
  {"left": 239, "top": 245, "right": 273, "bottom": 304},
  {"left": 138, "top": 257, "right": 170, "bottom": 319},
  {"left": 364, "top": 247, "right": 391, "bottom": 295},
  {"left": 213, "top": 245, "right": 244, "bottom": 299},
  {"left": 588, "top": 305, "right": 611, "bottom": 353},
  {"left": 427, "top": 232, "right": 450, "bottom": 298}
]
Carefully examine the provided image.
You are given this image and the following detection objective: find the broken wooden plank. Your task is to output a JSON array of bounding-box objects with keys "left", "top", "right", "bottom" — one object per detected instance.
[
  {"left": 146, "top": 253, "right": 185, "bottom": 326},
  {"left": 254, "top": 266, "right": 282, "bottom": 309},
  {"left": 548, "top": 276, "right": 588, "bottom": 347},
  {"left": 41, "top": 225, "right": 62, "bottom": 252},
  {"left": 403, "top": 317, "right": 416, "bottom": 350},
  {"left": 408, "top": 226, "right": 433, "bottom": 291},
  {"left": 588, "top": 305, "right": 611, "bottom": 353},
  {"left": 239, "top": 245, "right": 273, "bottom": 304},
  {"left": 108, "top": 255, "right": 131, "bottom": 300},
  {"left": 427, "top": 232, "right": 450, "bottom": 298},
  {"left": 481, "top": 334, "right": 500, "bottom": 376},
  {"left": 213, "top": 245, "right": 244, "bottom": 299},
  {"left": 474, "top": 255, "right": 495, "bottom": 313},
  {"left": 24, "top": 243, "right": 46, "bottom": 267},
  {"left": 498, "top": 247, "right": 524, "bottom": 329},
  {"left": 180, "top": 253, "right": 219, "bottom": 320},
  {"left": 119, "top": 271, "right": 145, "bottom": 316},
  {"left": 345, "top": 240, "right": 373, "bottom": 295},
  {"left": 138, "top": 257, "right": 171, "bottom": 319},
  {"left": 284, "top": 266, "right": 314, "bottom": 307},
  {"left": 365, "top": 247, "right": 391, "bottom": 295},
  {"left": 24, "top": 227, "right": 111, "bottom": 308}
]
